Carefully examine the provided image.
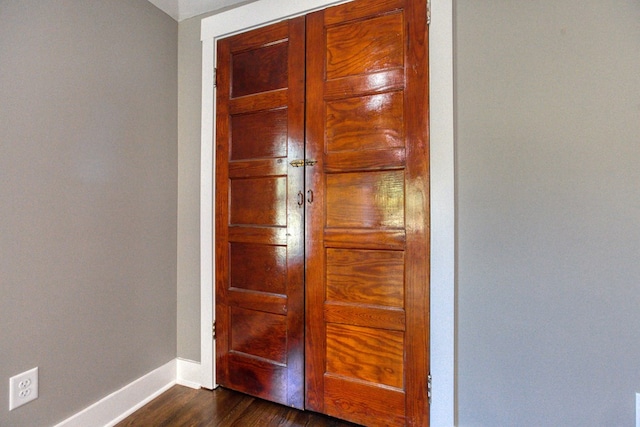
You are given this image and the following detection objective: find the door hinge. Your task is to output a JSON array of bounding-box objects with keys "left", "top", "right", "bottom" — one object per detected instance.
[
  {"left": 427, "top": 373, "right": 432, "bottom": 405},
  {"left": 214, "top": 67, "right": 217, "bottom": 88},
  {"left": 212, "top": 321, "right": 216, "bottom": 340},
  {"left": 427, "top": 0, "right": 431, "bottom": 25}
]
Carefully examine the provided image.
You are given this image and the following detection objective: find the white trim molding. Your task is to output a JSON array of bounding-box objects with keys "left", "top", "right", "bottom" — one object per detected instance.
[
  {"left": 200, "top": 11, "right": 215, "bottom": 390},
  {"left": 428, "top": 0, "right": 456, "bottom": 425},
  {"left": 176, "top": 358, "right": 202, "bottom": 389},
  {"left": 53, "top": 360, "right": 176, "bottom": 427},
  {"left": 200, "top": 0, "right": 455, "bottom": 424}
]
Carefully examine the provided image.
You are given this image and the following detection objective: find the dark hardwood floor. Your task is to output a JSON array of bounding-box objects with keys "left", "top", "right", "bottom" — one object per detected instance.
[{"left": 115, "top": 385, "right": 362, "bottom": 426}]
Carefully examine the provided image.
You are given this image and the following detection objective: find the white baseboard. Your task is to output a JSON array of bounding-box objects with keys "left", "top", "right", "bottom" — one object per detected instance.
[
  {"left": 53, "top": 360, "right": 176, "bottom": 427},
  {"left": 176, "top": 358, "right": 202, "bottom": 389}
]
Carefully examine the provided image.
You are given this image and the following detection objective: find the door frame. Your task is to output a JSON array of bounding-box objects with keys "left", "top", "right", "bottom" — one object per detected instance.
[{"left": 199, "top": 1, "right": 455, "bottom": 425}]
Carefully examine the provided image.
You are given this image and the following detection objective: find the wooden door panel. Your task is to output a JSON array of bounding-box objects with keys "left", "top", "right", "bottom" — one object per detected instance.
[
  {"left": 324, "top": 69, "right": 405, "bottom": 99},
  {"left": 216, "top": 17, "right": 306, "bottom": 410},
  {"left": 326, "top": 92, "right": 405, "bottom": 152},
  {"left": 305, "top": 1, "right": 429, "bottom": 425},
  {"left": 231, "top": 41, "right": 288, "bottom": 97},
  {"left": 326, "top": 248, "right": 405, "bottom": 307},
  {"left": 324, "top": 228, "right": 406, "bottom": 250},
  {"left": 325, "top": 12, "right": 404, "bottom": 79},
  {"left": 324, "top": 0, "right": 405, "bottom": 25},
  {"left": 229, "top": 90, "right": 288, "bottom": 115},
  {"left": 227, "top": 290, "right": 286, "bottom": 315},
  {"left": 228, "top": 226, "right": 286, "bottom": 246},
  {"left": 229, "top": 243, "right": 286, "bottom": 294},
  {"left": 228, "top": 20, "right": 289, "bottom": 52},
  {"left": 324, "top": 375, "right": 406, "bottom": 427},
  {"left": 324, "top": 148, "right": 406, "bottom": 173},
  {"left": 324, "top": 303, "right": 406, "bottom": 330},
  {"left": 216, "top": 0, "right": 428, "bottom": 423},
  {"left": 325, "top": 170, "right": 405, "bottom": 229},
  {"left": 227, "top": 354, "right": 288, "bottom": 404},
  {"left": 230, "top": 109, "right": 288, "bottom": 160},
  {"left": 229, "top": 177, "right": 287, "bottom": 226},
  {"left": 230, "top": 307, "right": 288, "bottom": 363},
  {"left": 228, "top": 159, "right": 288, "bottom": 179},
  {"left": 326, "top": 323, "right": 404, "bottom": 388}
]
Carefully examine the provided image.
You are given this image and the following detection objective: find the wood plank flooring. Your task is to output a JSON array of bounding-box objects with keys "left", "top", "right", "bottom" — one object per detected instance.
[{"left": 115, "top": 385, "right": 362, "bottom": 426}]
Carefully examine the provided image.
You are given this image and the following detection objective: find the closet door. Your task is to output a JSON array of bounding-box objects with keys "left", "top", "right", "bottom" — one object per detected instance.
[
  {"left": 305, "top": 0, "right": 430, "bottom": 425},
  {"left": 215, "top": 17, "right": 306, "bottom": 409}
]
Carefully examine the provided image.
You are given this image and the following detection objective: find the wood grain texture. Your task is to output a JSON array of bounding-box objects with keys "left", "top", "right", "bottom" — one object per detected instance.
[
  {"left": 325, "top": 170, "right": 405, "bottom": 229},
  {"left": 216, "top": 0, "right": 429, "bottom": 424},
  {"left": 231, "top": 307, "right": 287, "bottom": 363},
  {"left": 326, "top": 248, "right": 404, "bottom": 307},
  {"left": 326, "top": 12, "right": 404, "bottom": 80},
  {"left": 227, "top": 352, "right": 289, "bottom": 403},
  {"left": 324, "top": 302, "right": 405, "bottom": 331},
  {"left": 230, "top": 176, "right": 287, "bottom": 226},
  {"left": 215, "top": 36, "right": 232, "bottom": 389},
  {"left": 115, "top": 385, "right": 361, "bottom": 427},
  {"left": 402, "top": 0, "right": 430, "bottom": 425},
  {"left": 227, "top": 289, "right": 287, "bottom": 315},
  {"left": 303, "top": 8, "right": 328, "bottom": 413},
  {"left": 324, "top": 70, "right": 405, "bottom": 100},
  {"left": 323, "top": 375, "right": 405, "bottom": 427},
  {"left": 216, "top": 16, "right": 306, "bottom": 410},
  {"left": 323, "top": 228, "right": 405, "bottom": 250},
  {"left": 232, "top": 41, "right": 288, "bottom": 98},
  {"left": 229, "top": 158, "right": 288, "bottom": 179},
  {"left": 326, "top": 323, "right": 404, "bottom": 388},
  {"left": 231, "top": 108, "right": 288, "bottom": 160},
  {"left": 284, "top": 16, "right": 307, "bottom": 409},
  {"left": 228, "top": 20, "right": 289, "bottom": 52},
  {"left": 324, "top": 148, "right": 405, "bottom": 173},
  {"left": 324, "top": 0, "right": 405, "bottom": 25},
  {"left": 305, "top": 0, "right": 430, "bottom": 425},
  {"left": 229, "top": 89, "right": 288, "bottom": 115},
  {"left": 230, "top": 242, "right": 286, "bottom": 294},
  {"left": 228, "top": 226, "right": 287, "bottom": 246},
  {"left": 326, "top": 91, "right": 404, "bottom": 153}
]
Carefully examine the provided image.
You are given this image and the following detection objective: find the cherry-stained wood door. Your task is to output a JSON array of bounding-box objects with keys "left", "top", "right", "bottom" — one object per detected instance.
[
  {"left": 215, "top": 17, "right": 306, "bottom": 409},
  {"left": 304, "top": 0, "right": 430, "bottom": 426}
]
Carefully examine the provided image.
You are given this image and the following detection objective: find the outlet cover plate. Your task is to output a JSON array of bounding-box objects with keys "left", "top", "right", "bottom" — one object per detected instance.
[{"left": 9, "top": 367, "right": 38, "bottom": 410}]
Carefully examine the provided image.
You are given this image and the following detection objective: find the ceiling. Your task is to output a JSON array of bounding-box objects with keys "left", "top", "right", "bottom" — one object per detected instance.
[{"left": 147, "top": 0, "right": 254, "bottom": 21}]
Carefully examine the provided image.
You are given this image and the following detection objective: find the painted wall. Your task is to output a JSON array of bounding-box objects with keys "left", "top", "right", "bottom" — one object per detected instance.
[
  {"left": 0, "top": 1, "right": 178, "bottom": 425},
  {"left": 177, "top": 13, "right": 204, "bottom": 363},
  {"left": 176, "top": 0, "right": 258, "bottom": 363},
  {"left": 455, "top": 0, "right": 640, "bottom": 425}
]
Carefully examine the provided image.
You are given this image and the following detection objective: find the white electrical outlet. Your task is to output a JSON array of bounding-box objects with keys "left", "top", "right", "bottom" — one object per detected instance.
[{"left": 9, "top": 367, "right": 38, "bottom": 410}]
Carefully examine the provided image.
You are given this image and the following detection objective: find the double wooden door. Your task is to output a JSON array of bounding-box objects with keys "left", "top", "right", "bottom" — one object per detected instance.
[{"left": 215, "top": 0, "right": 429, "bottom": 425}]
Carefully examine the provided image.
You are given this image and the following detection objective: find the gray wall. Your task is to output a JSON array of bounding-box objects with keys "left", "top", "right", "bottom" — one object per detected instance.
[
  {"left": 0, "top": 1, "right": 177, "bottom": 425},
  {"left": 175, "top": 0, "right": 257, "bottom": 363},
  {"left": 456, "top": 0, "right": 640, "bottom": 425},
  {"left": 177, "top": 13, "right": 204, "bottom": 362}
]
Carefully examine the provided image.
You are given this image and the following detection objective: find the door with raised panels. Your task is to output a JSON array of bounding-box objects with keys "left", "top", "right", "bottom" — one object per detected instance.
[
  {"left": 215, "top": 17, "right": 306, "bottom": 409},
  {"left": 304, "top": 0, "right": 430, "bottom": 426},
  {"left": 215, "top": 0, "right": 429, "bottom": 425}
]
